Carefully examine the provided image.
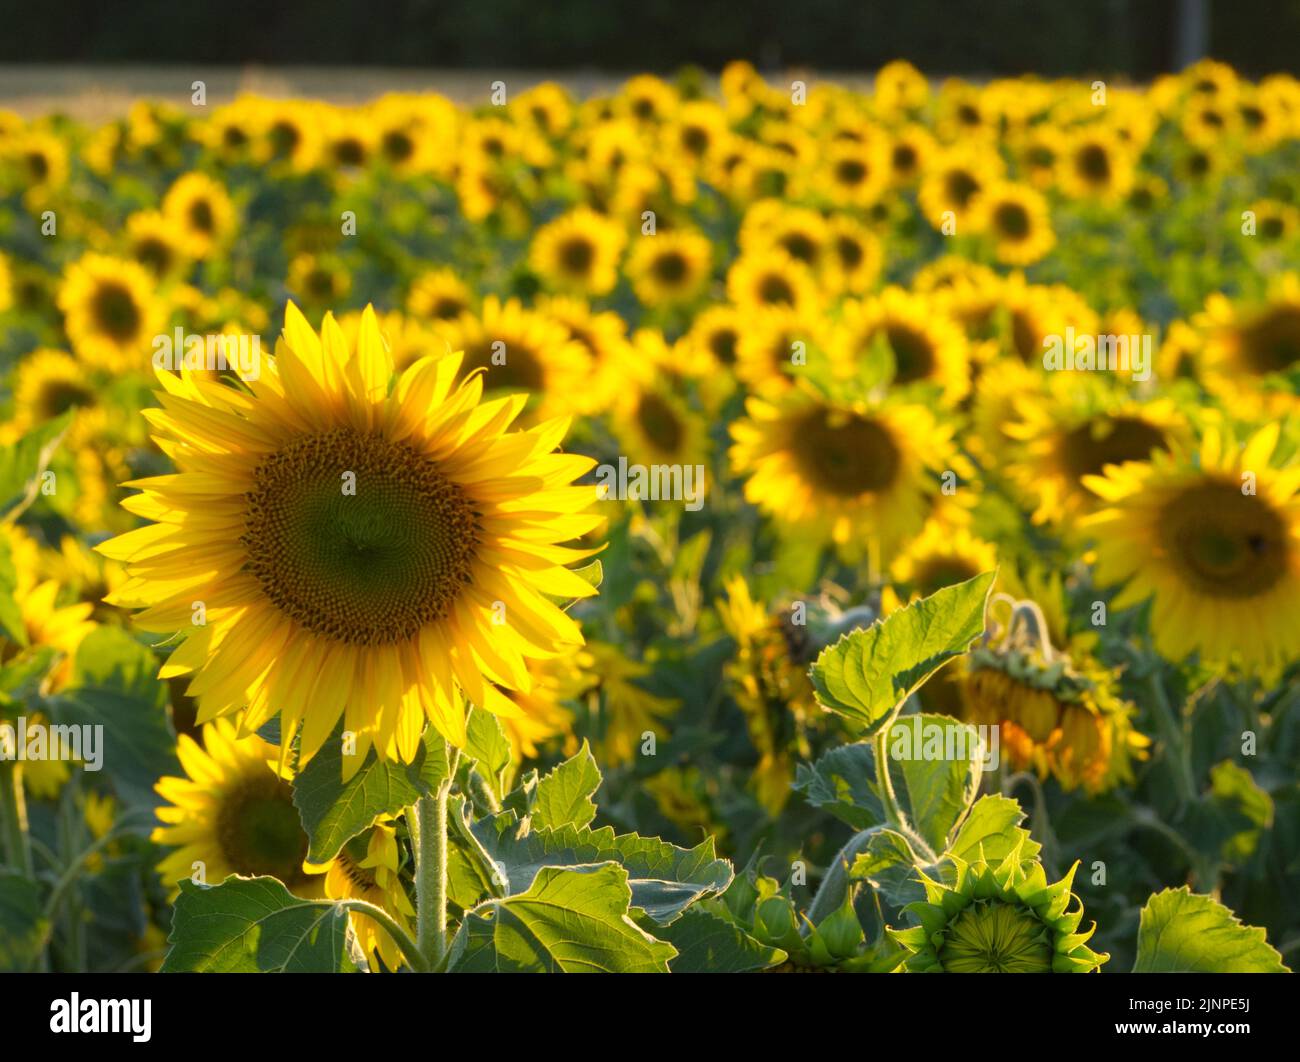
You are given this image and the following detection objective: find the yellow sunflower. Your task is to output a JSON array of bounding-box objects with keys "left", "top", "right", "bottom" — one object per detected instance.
[
  {"left": 100, "top": 304, "right": 603, "bottom": 773},
  {"left": 729, "top": 390, "right": 969, "bottom": 563},
  {"left": 1198, "top": 274, "right": 1300, "bottom": 416},
  {"left": 125, "top": 210, "right": 191, "bottom": 281},
  {"left": 161, "top": 172, "right": 237, "bottom": 260},
  {"left": 969, "top": 181, "right": 1056, "bottom": 266},
  {"left": 1083, "top": 423, "right": 1300, "bottom": 671},
  {"left": 529, "top": 206, "right": 626, "bottom": 296},
  {"left": 406, "top": 268, "right": 472, "bottom": 322},
  {"left": 626, "top": 228, "right": 713, "bottom": 308},
  {"left": 57, "top": 253, "right": 164, "bottom": 370},
  {"left": 287, "top": 253, "right": 352, "bottom": 308},
  {"left": 725, "top": 248, "right": 819, "bottom": 315},
  {"left": 1057, "top": 128, "right": 1134, "bottom": 203},
  {"left": 151, "top": 718, "right": 321, "bottom": 895}
]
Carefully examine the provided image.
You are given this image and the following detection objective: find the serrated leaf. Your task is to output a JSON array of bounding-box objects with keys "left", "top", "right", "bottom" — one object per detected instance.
[
  {"left": 1133, "top": 887, "right": 1289, "bottom": 973},
  {"left": 463, "top": 706, "right": 511, "bottom": 779},
  {"left": 532, "top": 740, "right": 600, "bottom": 830},
  {"left": 947, "top": 794, "right": 1042, "bottom": 865},
  {"left": 448, "top": 863, "right": 675, "bottom": 972},
  {"left": 848, "top": 827, "right": 926, "bottom": 909},
  {"left": 652, "top": 905, "right": 786, "bottom": 972},
  {"left": 880, "top": 714, "right": 984, "bottom": 854},
  {"left": 0, "top": 871, "right": 47, "bottom": 971},
  {"left": 43, "top": 627, "right": 177, "bottom": 809},
  {"left": 293, "top": 725, "right": 449, "bottom": 863},
  {"left": 474, "top": 814, "right": 732, "bottom": 923},
  {"left": 809, "top": 571, "right": 995, "bottom": 735},
  {"left": 161, "top": 876, "right": 354, "bottom": 973}
]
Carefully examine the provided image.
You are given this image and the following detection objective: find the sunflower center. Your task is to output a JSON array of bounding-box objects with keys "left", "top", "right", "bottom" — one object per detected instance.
[
  {"left": 792, "top": 409, "right": 901, "bottom": 497},
  {"left": 636, "top": 393, "right": 685, "bottom": 453},
  {"left": 1159, "top": 482, "right": 1289, "bottom": 598},
  {"left": 945, "top": 170, "right": 979, "bottom": 207},
  {"left": 215, "top": 771, "right": 310, "bottom": 885},
  {"left": 92, "top": 283, "right": 142, "bottom": 340},
  {"left": 779, "top": 233, "right": 818, "bottom": 264},
  {"left": 993, "top": 201, "right": 1031, "bottom": 239},
  {"left": 836, "top": 235, "right": 864, "bottom": 269},
  {"left": 383, "top": 130, "right": 415, "bottom": 163},
  {"left": 1058, "top": 416, "right": 1168, "bottom": 481},
  {"left": 27, "top": 151, "right": 50, "bottom": 181},
  {"left": 835, "top": 158, "right": 867, "bottom": 186},
  {"left": 466, "top": 340, "right": 545, "bottom": 391},
  {"left": 242, "top": 428, "right": 481, "bottom": 645},
  {"left": 759, "top": 274, "right": 795, "bottom": 305},
  {"left": 558, "top": 237, "right": 595, "bottom": 277},
  {"left": 188, "top": 199, "right": 215, "bottom": 234},
  {"left": 1077, "top": 144, "right": 1111, "bottom": 182},
  {"left": 939, "top": 900, "right": 1053, "bottom": 973},
  {"left": 708, "top": 327, "right": 738, "bottom": 365},
  {"left": 135, "top": 237, "right": 174, "bottom": 275},
  {"left": 39, "top": 379, "right": 95, "bottom": 418},
  {"left": 884, "top": 324, "right": 936, "bottom": 383},
  {"left": 652, "top": 251, "right": 689, "bottom": 285},
  {"left": 1239, "top": 305, "right": 1300, "bottom": 373}
]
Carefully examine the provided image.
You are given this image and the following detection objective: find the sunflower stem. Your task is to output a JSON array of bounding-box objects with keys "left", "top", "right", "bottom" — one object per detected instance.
[
  {"left": 335, "top": 899, "right": 429, "bottom": 973},
  {"left": 874, "top": 729, "right": 903, "bottom": 829},
  {"left": 0, "top": 761, "right": 33, "bottom": 876},
  {"left": 412, "top": 775, "right": 451, "bottom": 971}
]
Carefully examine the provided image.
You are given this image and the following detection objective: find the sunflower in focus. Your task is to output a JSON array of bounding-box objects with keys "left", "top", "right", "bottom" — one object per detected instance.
[
  {"left": 529, "top": 207, "right": 626, "bottom": 296},
  {"left": 729, "top": 390, "right": 969, "bottom": 563},
  {"left": 1083, "top": 423, "right": 1300, "bottom": 672},
  {"left": 151, "top": 718, "right": 320, "bottom": 895},
  {"left": 161, "top": 172, "right": 236, "bottom": 259},
  {"left": 58, "top": 253, "right": 164, "bottom": 370},
  {"left": 101, "top": 304, "right": 603, "bottom": 773}
]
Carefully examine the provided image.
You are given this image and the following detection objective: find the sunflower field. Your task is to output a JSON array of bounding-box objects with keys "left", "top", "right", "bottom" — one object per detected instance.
[{"left": 1, "top": 58, "right": 1298, "bottom": 980}]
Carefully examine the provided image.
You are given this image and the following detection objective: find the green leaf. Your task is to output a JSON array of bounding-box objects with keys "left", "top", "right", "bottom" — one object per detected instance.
[
  {"left": 293, "top": 725, "right": 450, "bottom": 863},
  {"left": 947, "top": 794, "right": 1042, "bottom": 866},
  {"left": 474, "top": 814, "right": 732, "bottom": 923},
  {"left": 809, "top": 571, "right": 995, "bottom": 735},
  {"left": 448, "top": 863, "right": 675, "bottom": 972},
  {"left": 880, "top": 714, "right": 984, "bottom": 854},
  {"left": 0, "top": 871, "right": 47, "bottom": 971},
  {"left": 463, "top": 706, "right": 512, "bottom": 780},
  {"left": 1207, "top": 760, "right": 1273, "bottom": 864},
  {"left": 848, "top": 827, "right": 926, "bottom": 909},
  {"left": 531, "top": 740, "right": 600, "bottom": 830},
  {"left": 1133, "top": 887, "right": 1289, "bottom": 973},
  {"left": 161, "top": 876, "right": 354, "bottom": 972},
  {"left": 0, "top": 535, "right": 28, "bottom": 648},
  {"left": 43, "top": 627, "right": 177, "bottom": 809},
  {"left": 793, "top": 742, "right": 885, "bottom": 830},
  {"left": 0, "top": 410, "right": 74, "bottom": 518},
  {"left": 652, "top": 905, "right": 786, "bottom": 972}
]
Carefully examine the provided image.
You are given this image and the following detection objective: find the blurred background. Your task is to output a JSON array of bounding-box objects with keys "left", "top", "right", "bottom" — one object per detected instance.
[{"left": 2, "top": 0, "right": 1298, "bottom": 76}]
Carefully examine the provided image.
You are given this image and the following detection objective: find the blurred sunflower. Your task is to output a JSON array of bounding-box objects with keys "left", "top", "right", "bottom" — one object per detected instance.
[
  {"left": 406, "top": 268, "right": 472, "bottom": 322},
  {"left": 626, "top": 228, "right": 713, "bottom": 308},
  {"left": 968, "top": 181, "right": 1056, "bottom": 266},
  {"left": 57, "top": 253, "right": 164, "bottom": 370},
  {"left": 529, "top": 206, "right": 626, "bottom": 296},
  {"left": 161, "top": 172, "right": 236, "bottom": 259},
  {"left": 100, "top": 304, "right": 602, "bottom": 771},
  {"left": 1083, "top": 423, "right": 1300, "bottom": 671},
  {"left": 125, "top": 210, "right": 191, "bottom": 281}
]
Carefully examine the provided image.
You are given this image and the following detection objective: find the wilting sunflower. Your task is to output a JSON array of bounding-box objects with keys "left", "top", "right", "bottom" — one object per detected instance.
[
  {"left": 151, "top": 718, "right": 320, "bottom": 895},
  {"left": 626, "top": 228, "right": 713, "bottom": 308},
  {"left": 1082, "top": 423, "right": 1300, "bottom": 671},
  {"left": 57, "top": 253, "right": 164, "bottom": 370},
  {"left": 833, "top": 288, "right": 971, "bottom": 404},
  {"left": 436, "top": 295, "right": 594, "bottom": 419},
  {"left": 891, "top": 848, "right": 1108, "bottom": 973},
  {"left": 529, "top": 206, "right": 626, "bottom": 296},
  {"left": 960, "top": 594, "right": 1145, "bottom": 792},
  {"left": 717, "top": 576, "right": 825, "bottom": 814},
  {"left": 100, "top": 304, "right": 603, "bottom": 771},
  {"left": 729, "top": 390, "right": 968, "bottom": 563},
  {"left": 968, "top": 181, "right": 1056, "bottom": 266},
  {"left": 305, "top": 822, "right": 415, "bottom": 971},
  {"left": 161, "top": 172, "right": 236, "bottom": 260}
]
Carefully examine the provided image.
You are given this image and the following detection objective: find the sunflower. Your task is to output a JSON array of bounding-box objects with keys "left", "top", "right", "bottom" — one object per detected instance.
[
  {"left": 57, "top": 253, "right": 164, "bottom": 370},
  {"left": 287, "top": 253, "right": 352, "bottom": 308},
  {"left": 1199, "top": 274, "right": 1300, "bottom": 416},
  {"left": 886, "top": 125, "right": 935, "bottom": 186},
  {"left": 734, "top": 305, "right": 823, "bottom": 396},
  {"left": 717, "top": 575, "right": 825, "bottom": 814},
  {"left": 9, "top": 129, "right": 69, "bottom": 202},
  {"left": 161, "top": 172, "right": 236, "bottom": 260},
  {"left": 682, "top": 304, "right": 744, "bottom": 373},
  {"left": 125, "top": 210, "right": 190, "bottom": 281},
  {"left": 100, "top": 303, "right": 603, "bottom": 772},
  {"left": 493, "top": 646, "right": 590, "bottom": 761},
  {"left": 874, "top": 59, "right": 930, "bottom": 116},
  {"left": 1246, "top": 199, "right": 1300, "bottom": 245},
  {"left": 305, "top": 822, "right": 415, "bottom": 971},
  {"left": 151, "top": 718, "right": 320, "bottom": 894},
  {"left": 608, "top": 375, "right": 709, "bottom": 469},
  {"left": 1082, "top": 423, "right": 1300, "bottom": 672},
  {"left": 1057, "top": 128, "right": 1134, "bottom": 202},
  {"left": 529, "top": 206, "right": 626, "bottom": 296},
  {"left": 1003, "top": 388, "right": 1188, "bottom": 528},
  {"left": 256, "top": 100, "right": 321, "bottom": 171},
  {"left": 725, "top": 248, "right": 819, "bottom": 315},
  {"left": 960, "top": 595, "right": 1145, "bottom": 792},
  {"left": 918, "top": 146, "right": 1003, "bottom": 227},
  {"left": 833, "top": 288, "right": 971, "bottom": 404},
  {"left": 587, "top": 642, "right": 678, "bottom": 769},
  {"left": 534, "top": 294, "right": 632, "bottom": 412},
  {"left": 435, "top": 295, "right": 594, "bottom": 418},
  {"left": 821, "top": 215, "right": 883, "bottom": 294},
  {"left": 513, "top": 81, "right": 574, "bottom": 139},
  {"left": 891, "top": 847, "right": 1108, "bottom": 972},
  {"left": 885, "top": 519, "right": 999, "bottom": 611},
  {"left": 626, "top": 228, "right": 713, "bottom": 308},
  {"left": 968, "top": 181, "right": 1056, "bottom": 266},
  {"left": 663, "top": 99, "right": 728, "bottom": 165},
  {"left": 814, "top": 139, "right": 891, "bottom": 207},
  {"left": 729, "top": 390, "right": 968, "bottom": 562},
  {"left": 406, "top": 268, "right": 472, "bottom": 322}
]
